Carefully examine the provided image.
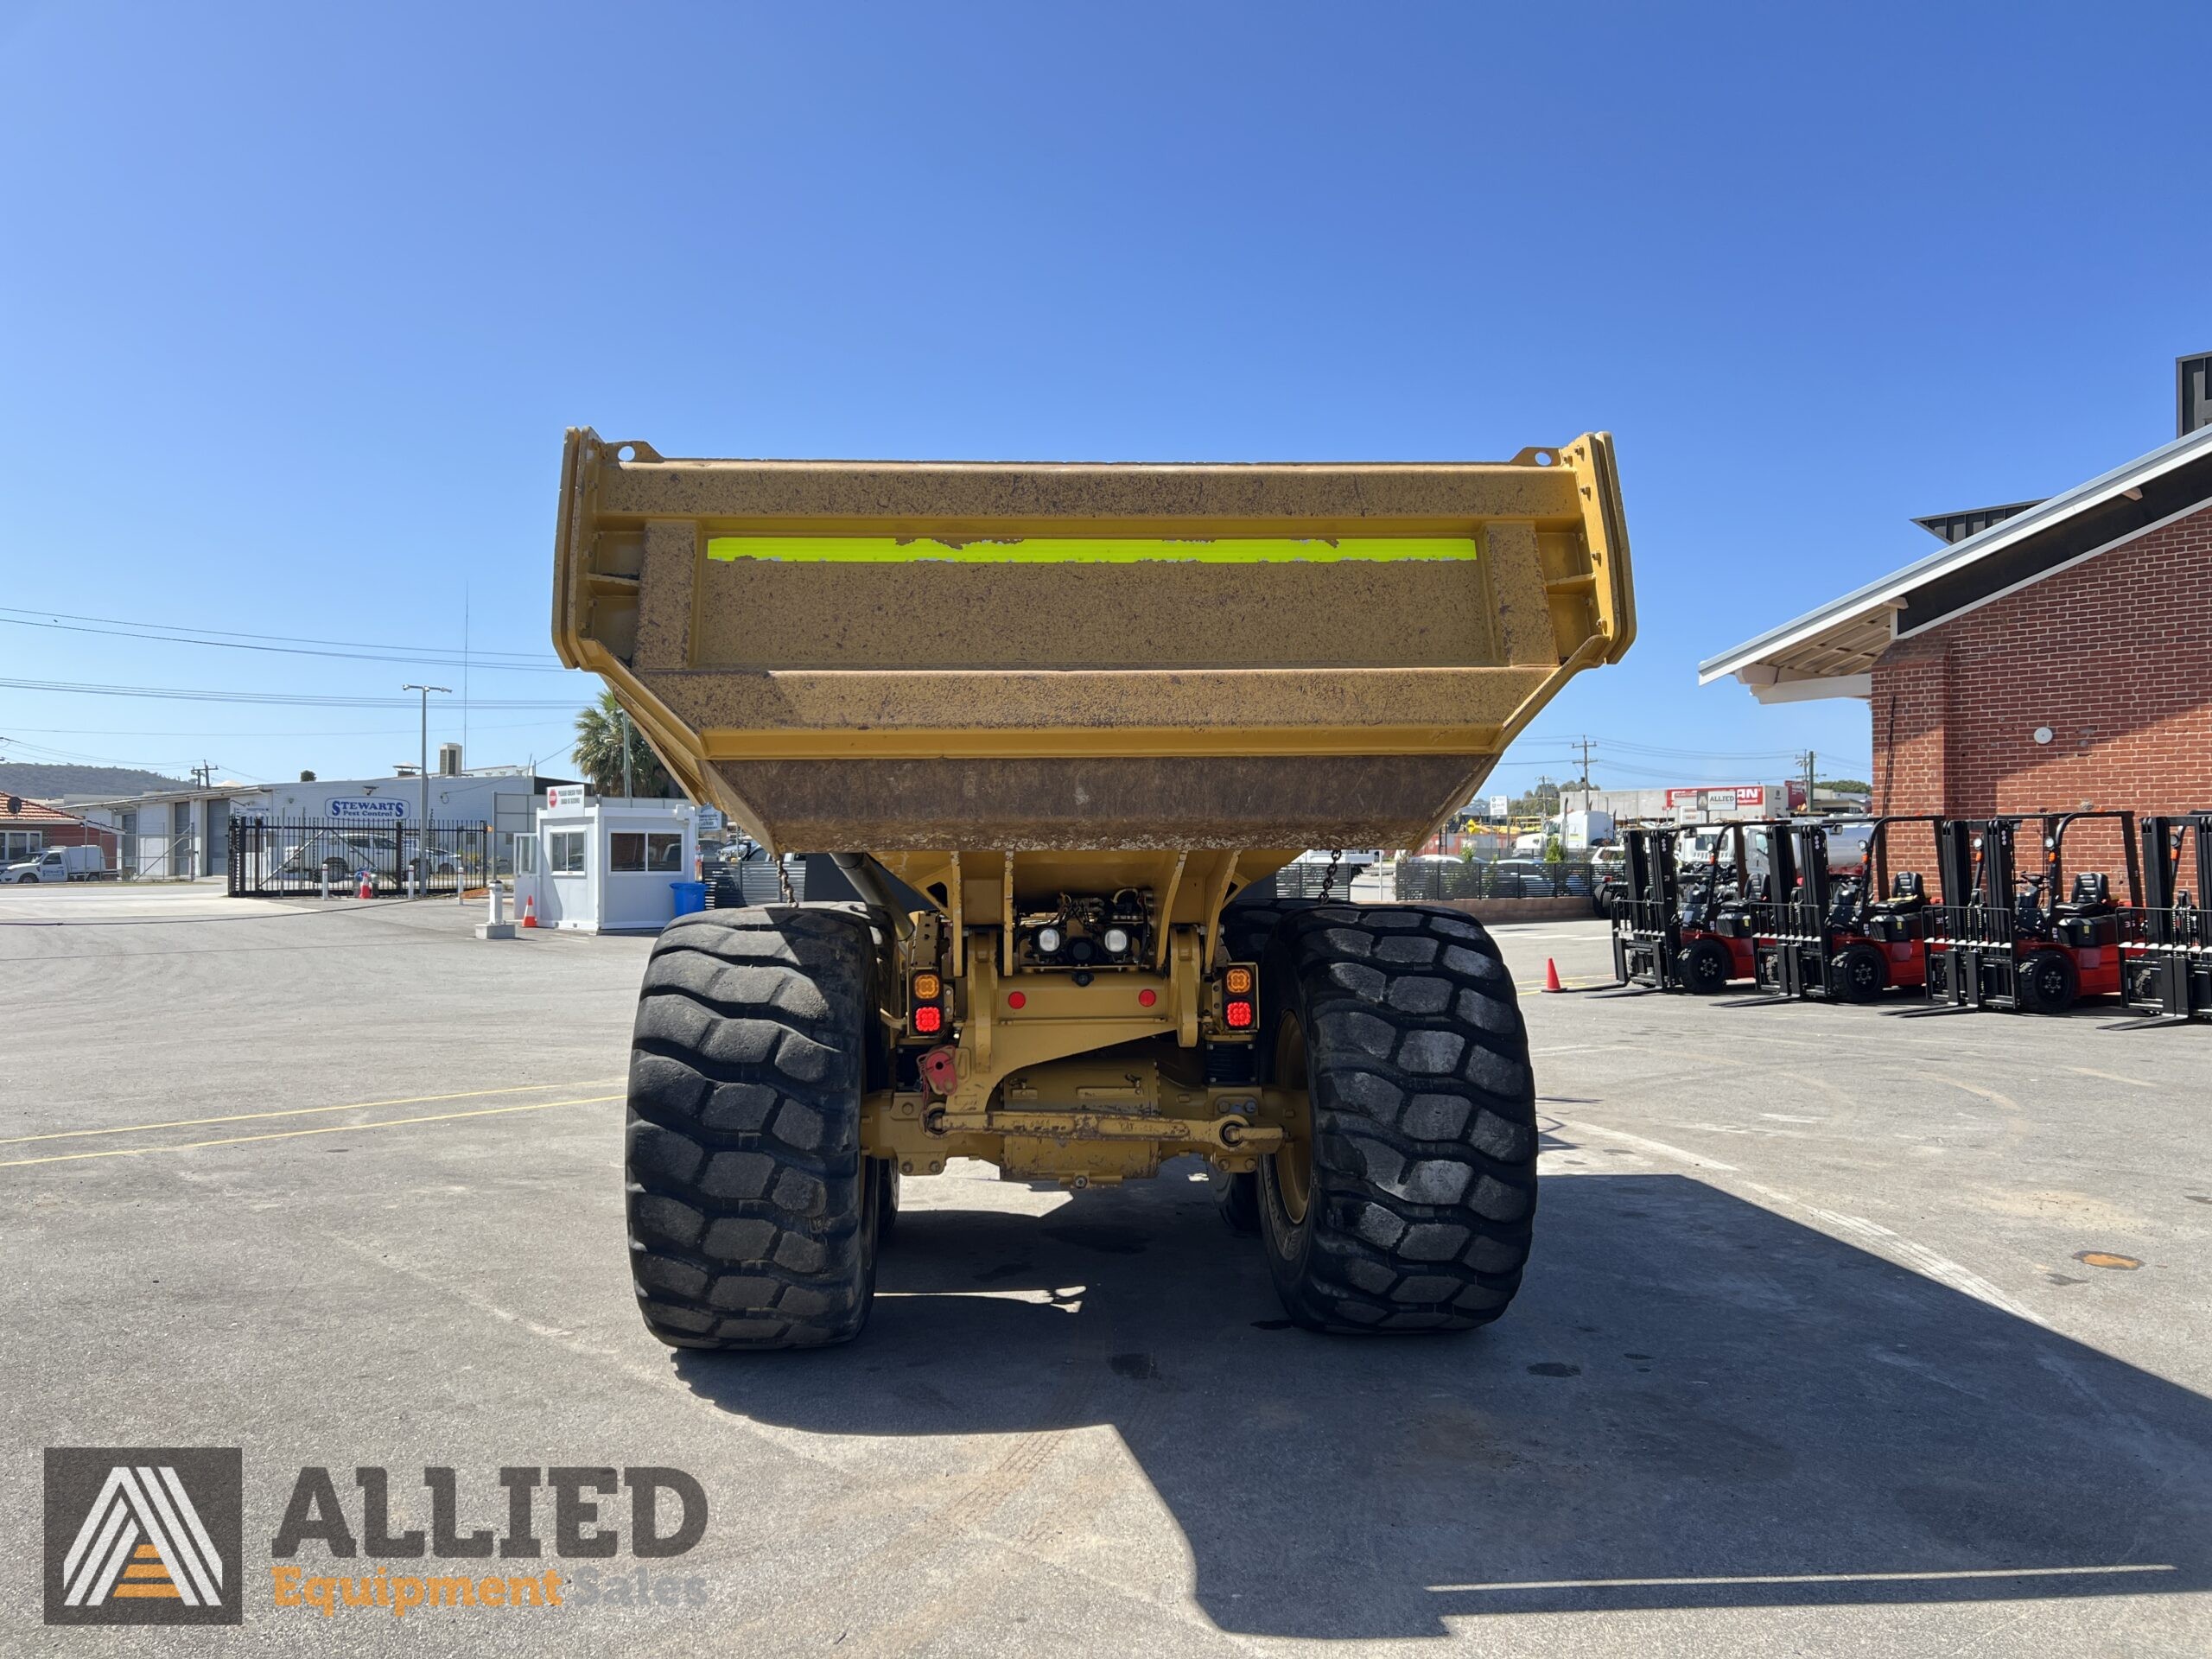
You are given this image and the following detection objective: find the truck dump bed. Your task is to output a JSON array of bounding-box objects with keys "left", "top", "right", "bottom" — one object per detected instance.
[{"left": 551, "top": 429, "right": 1632, "bottom": 856}]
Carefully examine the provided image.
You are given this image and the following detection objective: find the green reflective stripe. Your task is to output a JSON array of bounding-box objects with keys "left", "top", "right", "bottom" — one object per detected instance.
[{"left": 706, "top": 535, "right": 1480, "bottom": 564}]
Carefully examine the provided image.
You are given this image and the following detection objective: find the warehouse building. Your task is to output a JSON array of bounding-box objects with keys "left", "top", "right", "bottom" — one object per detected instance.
[
  {"left": 1700, "top": 372, "right": 2212, "bottom": 834},
  {"left": 67, "top": 785, "right": 247, "bottom": 880},
  {"left": 67, "top": 760, "right": 578, "bottom": 880}
]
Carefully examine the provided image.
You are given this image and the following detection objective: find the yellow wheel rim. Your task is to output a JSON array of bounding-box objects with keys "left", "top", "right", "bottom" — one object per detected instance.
[{"left": 1272, "top": 1014, "right": 1313, "bottom": 1226}]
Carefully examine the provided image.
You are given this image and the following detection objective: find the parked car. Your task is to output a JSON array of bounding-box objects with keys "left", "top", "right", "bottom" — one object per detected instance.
[
  {"left": 4, "top": 845, "right": 111, "bottom": 883},
  {"left": 274, "top": 832, "right": 454, "bottom": 884},
  {"left": 1491, "top": 859, "right": 1591, "bottom": 898},
  {"left": 1394, "top": 854, "right": 1473, "bottom": 901}
]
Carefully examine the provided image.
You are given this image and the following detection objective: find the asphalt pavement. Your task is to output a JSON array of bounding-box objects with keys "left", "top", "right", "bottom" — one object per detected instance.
[{"left": 3, "top": 883, "right": 2207, "bottom": 1656}]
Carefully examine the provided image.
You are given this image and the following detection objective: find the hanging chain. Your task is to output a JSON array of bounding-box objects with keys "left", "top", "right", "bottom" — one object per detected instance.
[{"left": 1319, "top": 847, "right": 1344, "bottom": 902}]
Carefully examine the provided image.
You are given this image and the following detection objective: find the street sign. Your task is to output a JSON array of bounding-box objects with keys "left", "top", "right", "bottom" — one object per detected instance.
[{"left": 1487, "top": 795, "right": 1510, "bottom": 820}]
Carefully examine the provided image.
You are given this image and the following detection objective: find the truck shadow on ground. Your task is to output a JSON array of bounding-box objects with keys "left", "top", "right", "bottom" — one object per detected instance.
[{"left": 672, "top": 1163, "right": 2212, "bottom": 1639}]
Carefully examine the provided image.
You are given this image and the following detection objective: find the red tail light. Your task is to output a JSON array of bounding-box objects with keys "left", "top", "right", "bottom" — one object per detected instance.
[
  {"left": 1224, "top": 997, "right": 1255, "bottom": 1029},
  {"left": 912, "top": 1004, "right": 944, "bottom": 1035}
]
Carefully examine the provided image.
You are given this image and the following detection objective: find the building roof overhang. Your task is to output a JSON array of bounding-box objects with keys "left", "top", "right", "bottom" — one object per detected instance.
[{"left": 1699, "top": 423, "right": 2212, "bottom": 703}]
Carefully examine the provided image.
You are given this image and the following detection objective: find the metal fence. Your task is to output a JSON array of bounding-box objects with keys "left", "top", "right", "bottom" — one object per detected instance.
[
  {"left": 229, "top": 817, "right": 492, "bottom": 899},
  {"left": 1393, "top": 856, "right": 1602, "bottom": 904}
]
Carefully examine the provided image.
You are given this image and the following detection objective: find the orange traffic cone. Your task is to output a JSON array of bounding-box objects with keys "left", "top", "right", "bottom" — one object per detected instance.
[
  {"left": 1543, "top": 958, "right": 1564, "bottom": 993},
  {"left": 520, "top": 893, "right": 538, "bottom": 929},
  {"left": 357, "top": 870, "right": 374, "bottom": 899}
]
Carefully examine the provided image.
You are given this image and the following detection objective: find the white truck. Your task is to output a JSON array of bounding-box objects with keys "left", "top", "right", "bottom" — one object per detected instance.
[
  {"left": 1513, "top": 810, "right": 1616, "bottom": 855},
  {"left": 4, "top": 845, "right": 111, "bottom": 883}
]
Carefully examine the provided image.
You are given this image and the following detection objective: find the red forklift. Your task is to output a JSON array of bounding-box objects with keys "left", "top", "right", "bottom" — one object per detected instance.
[
  {"left": 2112, "top": 811, "right": 2212, "bottom": 1027},
  {"left": 1728, "top": 816, "right": 1945, "bottom": 1003},
  {"left": 1609, "top": 822, "right": 1758, "bottom": 994},
  {"left": 1903, "top": 811, "right": 2140, "bottom": 1016}
]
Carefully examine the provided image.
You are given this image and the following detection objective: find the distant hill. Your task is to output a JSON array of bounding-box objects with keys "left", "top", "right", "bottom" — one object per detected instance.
[{"left": 0, "top": 763, "right": 187, "bottom": 802}]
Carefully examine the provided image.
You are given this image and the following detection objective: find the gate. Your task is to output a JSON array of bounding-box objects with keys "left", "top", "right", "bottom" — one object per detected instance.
[{"left": 229, "top": 817, "right": 491, "bottom": 899}]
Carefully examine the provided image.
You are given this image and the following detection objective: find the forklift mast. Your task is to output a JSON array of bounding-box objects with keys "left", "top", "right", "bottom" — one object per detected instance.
[
  {"left": 2120, "top": 812, "right": 2212, "bottom": 1022},
  {"left": 1610, "top": 824, "right": 1685, "bottom": 988},
  {"left": 1748, "top": 819, "right": 1840, "bottom": 999}
]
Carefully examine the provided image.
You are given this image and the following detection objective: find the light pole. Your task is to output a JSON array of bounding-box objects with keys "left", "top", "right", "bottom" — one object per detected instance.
[{"left": 402, "top": 684, "right": 452, "bottom": 842}]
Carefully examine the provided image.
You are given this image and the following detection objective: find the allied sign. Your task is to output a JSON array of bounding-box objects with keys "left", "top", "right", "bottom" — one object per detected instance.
[
  {"left": 327, "top": 798, "right": 406, "bottom": 821},
  {"left": 1667, "top": 785, "right": 1767, "bottom": 809}
]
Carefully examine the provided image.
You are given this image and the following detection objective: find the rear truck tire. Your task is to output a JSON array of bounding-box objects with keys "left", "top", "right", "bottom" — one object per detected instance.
[
  {"left": 1833, "top": 941, "right": 1889, "bottom": 1002},
  {"left": 1253, "top": 904, "right": 1537, "bottom": 1334},
  {"left": 625, "top": 906, "right": 883, "bottom": 1351},
  {"left": 1212, "top": 1169, "right": 1261, "bottom": 1235},
  {"left": 1219, "top": 893, "right": 1325, "bottom": 969},
  {"left": 874, "top": 1157, "right": 900, "bottom": 1246},
  {"left": 2015, "top": 948, "right": 2079, "bottom": 1015},
  {"left": 1678, "top": 938, "right": 1733, "bottom": 995}
]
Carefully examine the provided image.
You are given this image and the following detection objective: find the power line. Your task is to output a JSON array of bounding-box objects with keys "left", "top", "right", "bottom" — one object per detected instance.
[
  {"left": 0, "top": 611, "right": 569, "bottom": 673},
  {"left": 0, "top": 606, "right": 556, "bottom": 662},
  {"left": 0, "top": 677, "right": 582, "bottom": 709},
  {"left": 1, "top": 718, "right": 576, "bottom": 739}
]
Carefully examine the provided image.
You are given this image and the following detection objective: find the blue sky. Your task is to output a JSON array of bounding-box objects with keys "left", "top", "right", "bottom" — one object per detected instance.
[{"left": 3, "top": 3, "right": 2205, "bottom": 799}]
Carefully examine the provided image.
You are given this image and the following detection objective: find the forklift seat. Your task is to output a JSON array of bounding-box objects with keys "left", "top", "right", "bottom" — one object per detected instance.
[
  {"left": 2056, "top": 871, "right": 2115, "bottom": 918},
  {"left": 1827, "top": 880, "right": 1864, "bottom": 930},
  {"left": 1871, "top": 871, "right": 1926, "bottom": 913}
]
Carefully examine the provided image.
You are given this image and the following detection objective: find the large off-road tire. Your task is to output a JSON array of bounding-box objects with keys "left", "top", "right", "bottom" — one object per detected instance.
[
  {"left": 1219, "top": 893, "right": 1325, "bottom": 968},
  {"left": 1254, "top": 904, "right": 1537, "bottom": 1333},
  {"left": 1211, "top": 1169, "right": 1261, "bottom": 1235},
  {"left": 625, "top": 906, "right": 884, "bottom": 1350}
]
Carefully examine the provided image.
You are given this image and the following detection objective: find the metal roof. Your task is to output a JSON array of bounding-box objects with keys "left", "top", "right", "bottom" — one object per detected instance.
[{"left": 1699, "top": 421, "right": 2212, "bottom": 699}]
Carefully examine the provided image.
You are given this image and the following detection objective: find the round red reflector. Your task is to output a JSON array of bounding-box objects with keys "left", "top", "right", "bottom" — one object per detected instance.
[
  {"left": 1137, "top": 988, "right": 1158, "bottom": 1008},
  {"left": 913, "top": 1004, "right": 944, "bottom": 1033},
  {"left": 1224, "top": 998, "right": 1255, "bottom": 1029},
  {"left": 1007, "top": 991, "right": 1027, "bottom": 1010}
]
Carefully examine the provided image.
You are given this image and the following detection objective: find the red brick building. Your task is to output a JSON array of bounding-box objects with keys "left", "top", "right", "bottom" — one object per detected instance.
[{"left": 1700, "top": 418, "right": 2212, "bottom": 870}]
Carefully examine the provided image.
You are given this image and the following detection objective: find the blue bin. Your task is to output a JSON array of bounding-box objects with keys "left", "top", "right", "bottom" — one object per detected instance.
[{"left": 670, "top": 880, "right": 709, "bottom": 917}]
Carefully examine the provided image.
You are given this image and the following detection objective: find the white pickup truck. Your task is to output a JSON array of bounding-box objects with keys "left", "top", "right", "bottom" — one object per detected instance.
[{"left": 4, "top": 845, "right": 112, "bottom": 883}]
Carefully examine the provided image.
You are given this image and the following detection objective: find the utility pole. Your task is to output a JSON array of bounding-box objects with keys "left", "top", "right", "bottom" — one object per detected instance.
[
  {"left": 619, "top": 708, "right": 635, "bottom": 802},
  {"left": 1573, "top": 736, "right": 1596, "bottom": 810},
  {"left": 1797, "top": 749, "right": 1816, "bottom": 811},
  {"left": 402, "top": 684, "right": 452, "bottom": 836}
]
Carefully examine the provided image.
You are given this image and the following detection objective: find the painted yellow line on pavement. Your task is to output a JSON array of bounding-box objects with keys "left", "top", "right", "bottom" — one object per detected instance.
[
  {"left": 1430, "top": 1564, "right": 2173, "bottom": 1592},
  {"left": 0, "top": 1078, "right": 624, "bottom": 1147},
  {"left": 0, "top": 1094, "right": 624, "bottom": 1169}
]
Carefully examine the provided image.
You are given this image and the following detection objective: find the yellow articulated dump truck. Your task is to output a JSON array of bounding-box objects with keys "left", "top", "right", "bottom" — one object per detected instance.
[{"left": 551, "top": 429, "right": 1633, "bottom": 1349}]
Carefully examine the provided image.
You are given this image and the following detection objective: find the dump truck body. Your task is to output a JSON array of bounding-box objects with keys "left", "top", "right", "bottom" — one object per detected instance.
[{"left": 555, "top": 429, "right": 1634, "bottom": 1345}]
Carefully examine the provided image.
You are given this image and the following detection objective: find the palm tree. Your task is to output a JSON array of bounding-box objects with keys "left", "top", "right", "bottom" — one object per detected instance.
[{"left": 572, "top": 690, "right": 672, "bottom": 798}]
